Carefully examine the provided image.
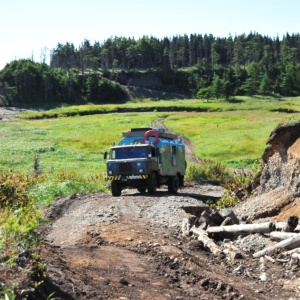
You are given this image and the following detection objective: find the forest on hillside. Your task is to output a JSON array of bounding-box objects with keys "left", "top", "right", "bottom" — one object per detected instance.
[{"left": 0, "top": 32, "right": 300, "bottom": 106}]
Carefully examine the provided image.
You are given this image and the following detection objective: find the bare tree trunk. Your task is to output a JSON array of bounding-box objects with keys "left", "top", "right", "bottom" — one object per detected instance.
[
  {"left": 253, "top": 235, "right": 300, "bottom": 258},
  {"left": 275, "top": 216, "right": 299, "bottom": 232},
  {"left": 286, "top": 247, "right": 300, "bottom": 255},
  {"left": 270, "top": 232, "right": 299, "bottom": 241},
  {"left": 218, "top": 208, "right": 239, "bottom": 225},
  {"left": 206, "top": 222, "right": 275, "bottom": 236},
  {"left": 223, "top": 243, "right": 243, "bottom": 260},
  {"left": 209, "top": 210, "right": 224, "bottom": 225},
  {"left": 197, "top": 211, "right": 214, "bottom": 230},
  {"left": 191, "top": 227, "right": 223, "bottom": 256}
]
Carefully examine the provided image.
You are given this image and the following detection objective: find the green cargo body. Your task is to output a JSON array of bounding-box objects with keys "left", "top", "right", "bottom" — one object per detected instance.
[{"left": 104, "top": 128, "right": 186, "bottom": 196}]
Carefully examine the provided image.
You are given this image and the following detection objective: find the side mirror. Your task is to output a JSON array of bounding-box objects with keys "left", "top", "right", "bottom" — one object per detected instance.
[{"left": 104, "top": 151, "right": 108, "bottom": 160}]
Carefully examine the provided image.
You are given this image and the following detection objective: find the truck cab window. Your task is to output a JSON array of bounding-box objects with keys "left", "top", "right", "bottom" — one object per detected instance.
[
  {"left": 172, "top": 146, "right": 176, "bottom": 155},
  {"left": 151, "top": 148, "right": 156, "bottom": 157}
]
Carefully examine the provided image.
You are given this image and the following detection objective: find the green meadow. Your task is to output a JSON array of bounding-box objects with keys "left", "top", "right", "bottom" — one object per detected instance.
[
  {"left": 19, "top": 96, "right": 300, "bottom": 120},
  {"left": 166, "top": 110, "right": 297, "bottom": 168},
  {"left": 1, "top": 96, "right": 300, "bottom": 176}
]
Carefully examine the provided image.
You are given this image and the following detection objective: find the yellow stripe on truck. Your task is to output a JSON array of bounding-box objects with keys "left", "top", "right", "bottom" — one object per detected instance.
[
  {"left": 105, "top": 176, "right": 121, "bottom": 181},
  {"left": 105, "top": 175, "right": 148, "bottom": 181}
]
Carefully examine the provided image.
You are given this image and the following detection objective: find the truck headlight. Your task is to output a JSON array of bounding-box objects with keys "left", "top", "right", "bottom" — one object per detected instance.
[
  {"left": 139, "top": 169, "right": 143, "bottom": 173},
  {"left": 108, "top": 170, "right": 113, "bottom": 175}
]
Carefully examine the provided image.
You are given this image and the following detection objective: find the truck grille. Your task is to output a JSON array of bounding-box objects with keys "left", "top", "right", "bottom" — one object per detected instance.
[{"left": 119, "top": 162, "right": 132, "bottom": 174}]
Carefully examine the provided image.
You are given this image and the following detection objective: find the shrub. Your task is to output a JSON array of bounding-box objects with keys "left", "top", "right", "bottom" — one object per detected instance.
[
  {"left": 186, "top": 161, "right": 233, "bottom": 185},
  {"left": 186, "top": 161, "right": 253, "bottom": 208},
  {"left": 0, "top": 172, "right": 44, "bottom": 258}
]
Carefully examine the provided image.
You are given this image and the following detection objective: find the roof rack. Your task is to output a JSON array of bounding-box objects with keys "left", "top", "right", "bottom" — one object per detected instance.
[{"left": 122, "top": 127, "right": 179, "bottom": 140}]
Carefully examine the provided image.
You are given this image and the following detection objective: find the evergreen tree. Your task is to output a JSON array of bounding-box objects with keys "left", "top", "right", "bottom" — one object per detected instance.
[
  {"left": 3, "top": 31, "right": 300, "bottom": 104},
  {"left": 241, "top": 62, "right": 262, "bottom": 96},
  {"left": 211, "top": 74, "right": 225, "bottom": 99},
  {"left": 259, "top": 73, "right": 272, "bottom": 95}
]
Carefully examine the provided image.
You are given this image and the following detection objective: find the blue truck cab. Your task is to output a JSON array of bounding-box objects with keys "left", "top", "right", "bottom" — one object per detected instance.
[{"left": 104, "top": 127, "right": 186, "bottom": 196}]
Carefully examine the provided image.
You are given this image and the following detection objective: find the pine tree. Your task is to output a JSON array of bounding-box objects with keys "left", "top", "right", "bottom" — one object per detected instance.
[{"left": 211, "top": 75, "right": 225, "bottom": 99}]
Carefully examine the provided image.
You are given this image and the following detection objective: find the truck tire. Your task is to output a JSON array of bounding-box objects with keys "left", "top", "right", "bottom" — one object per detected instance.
[
  {"left": 168, "top": 175, "right": 179, "bottom": 193},
  {"left": 147, "top": 172, "right": 157, "bottom": 194},
  {"left": 111, "top": 181, "right": 121, "bottom": 197},
  {"left": 137, "top": 187, "right": 146, "bottom": 193}
]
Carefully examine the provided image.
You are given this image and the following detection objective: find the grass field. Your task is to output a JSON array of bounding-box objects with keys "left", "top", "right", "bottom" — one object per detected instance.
[
  {"left": 1, "top": 97, "right": 300, "bottom": 176},
  {"left": 166, "top": 110, "right": 298, "bottom": 168},
  {"left": 18, "top": 96, "right": 300, "bottom": 119},
  {"left": 0, "top": 113, "right": 158, "bottom": 175}
]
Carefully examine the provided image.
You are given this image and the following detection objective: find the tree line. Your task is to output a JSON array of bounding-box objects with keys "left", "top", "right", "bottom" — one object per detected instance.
[{"left": 0, "top": 32, "right": 300, "bottom": 106}]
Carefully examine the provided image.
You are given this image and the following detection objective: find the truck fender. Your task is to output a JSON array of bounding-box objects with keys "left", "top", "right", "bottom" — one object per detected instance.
[{"left": 144, "top": 130, "right": 159, "bottom": 145}]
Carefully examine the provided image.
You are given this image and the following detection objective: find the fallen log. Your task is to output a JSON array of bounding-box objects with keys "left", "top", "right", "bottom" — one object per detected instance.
[
  {"left": 199, "top": 210, "right": 213, "bottom": 225},
  {"left": 195, "top": 211, "right": 215, "bottom": 230},
  {"left": 206, "top": 222, "right": 275, "bottom": 236},
  {"left": 182, "top": 215, "right": 197, "bottom": 236},
  {"left": 218, "top": 208, "right": 239, "bottom": 225},
  {"left": 285, "top": 247, "right": 300, "bottom": 255},
  {"left": 191, "top": 227, "right": 223, "bottom": 256},
  {"left": 223, "top": 242, "right": 243, "bottom": 260},
  {"left": 180, "top": 204, "right": 210, "bottom": 217},
  {"left": 265, "top": 255, "right": 275, "bottom": 263},
  {"left": 209, "top": 210, "right": 224, "bottom": 226},
  {"left": 275, "top": 216, "right": 299, "bottom": 232},
  {"left": 223, "top": 242, "right": 240, "bottom": 253},
  {"left": 284, "top": 215, "right": 299, "bottom": 232},
  {"left": 283, "top": 278, "right": 300, "bottom": 293},
  {"left": 289, "top": 253, "right": 300, "bottom": 266},
  {"left": 275, "top": 222, "right": 287, "bottom": 231},
  {"left": 270, "top": 231, "right": 300, "bottom": 241},
  {"left": 253, "top": 234, "right": 300, "bottom": 258},
  {"left": 220, "top": 217, "right": 232, "bottom": 226}
]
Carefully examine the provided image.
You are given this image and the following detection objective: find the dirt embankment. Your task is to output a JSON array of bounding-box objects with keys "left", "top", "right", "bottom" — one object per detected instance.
[
  {"left": 234, "top": 122, "right": 300, "bottom": 223},
  {"left": 3, "top": 114, "right": 300, "bottom": 299}
]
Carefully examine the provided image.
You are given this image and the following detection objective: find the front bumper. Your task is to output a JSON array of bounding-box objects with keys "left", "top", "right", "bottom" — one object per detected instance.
[{"left": 105, "top": 175, "right": 148, "bottom": 181}]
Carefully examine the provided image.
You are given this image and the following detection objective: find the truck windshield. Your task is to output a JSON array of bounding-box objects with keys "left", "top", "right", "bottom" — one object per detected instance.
[{"left": 111, "top": 146, "right": 149, "bottom": 159}]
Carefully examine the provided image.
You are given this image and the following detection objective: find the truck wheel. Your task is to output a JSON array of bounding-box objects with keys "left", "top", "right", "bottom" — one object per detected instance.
[
  {"left": 111, "top": 181, "right": 121, "bottom": 197},
  {"left": 147, "top": 172, "right": 157, "bottom": 194},
  {"left": 137, "top": 187, "right": 146, "bottom": 193},
  {"left": 168, "top": 175, "right": 179, "bottom": 193}
]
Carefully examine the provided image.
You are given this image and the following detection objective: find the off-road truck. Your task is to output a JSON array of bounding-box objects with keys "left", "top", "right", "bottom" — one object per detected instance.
[{"left": 104, "top": 127, "right": 186, "bottom": 196}]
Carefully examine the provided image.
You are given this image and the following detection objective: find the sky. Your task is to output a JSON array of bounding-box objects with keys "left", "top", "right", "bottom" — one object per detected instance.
[{"left": 1, "top": 0, "right": 299, "bottom": 70}]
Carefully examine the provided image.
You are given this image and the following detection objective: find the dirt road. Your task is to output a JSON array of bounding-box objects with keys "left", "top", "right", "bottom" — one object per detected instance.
[{"left": 24, "top": 184, "right": 296, "bottom": 300}]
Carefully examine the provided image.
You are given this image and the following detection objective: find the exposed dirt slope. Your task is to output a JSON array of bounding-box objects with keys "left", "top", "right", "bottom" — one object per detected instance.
[{"left": 234, "top": 121, "right": 300, "bottom": 223}]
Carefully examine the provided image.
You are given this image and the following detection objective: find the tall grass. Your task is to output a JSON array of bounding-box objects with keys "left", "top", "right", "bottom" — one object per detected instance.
[
  {"left": 186, "top": 161, "right": 233, "bottom": 185},
  {"left": 28, "top": 172, "right": 107, "bottom": 206}
]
